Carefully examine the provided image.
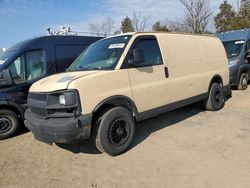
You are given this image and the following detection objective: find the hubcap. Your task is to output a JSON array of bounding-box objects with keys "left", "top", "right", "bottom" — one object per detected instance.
[
  {"left": 116, "top": 128, "right": 124, "bottom": 137},
  {"left": 215, "top": 90, "right": 221, "bottom": 102},
  {"left": 109, "top": 119, "right": 130, "bottom": 146},
  {"left": 0, "top": 117, "right": 12, "bottom": 134}
]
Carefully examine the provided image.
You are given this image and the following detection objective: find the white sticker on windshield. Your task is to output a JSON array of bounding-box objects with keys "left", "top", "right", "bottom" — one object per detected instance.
[
  {"left": 0, "top": 60, "right": 5, "bottom": 65},
  {"left": 109, "top": 43, "right": 125, "bottom": 49},
  {"left": 235, "top": 40, "right": 245, "bottom": 44}
]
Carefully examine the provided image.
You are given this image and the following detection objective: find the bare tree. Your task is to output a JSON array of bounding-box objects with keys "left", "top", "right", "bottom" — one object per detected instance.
[
  {"left": 132, "top": 11, "right": 149, "bottom": 31},
  {"left": 89, "top": 23, "right": 101, "bottom": 35},
  {"left": 89, "top": 17, "right": 115, "bottom": 36},
  {"left": 167, "top": 21, "right": 190, "bottom": 33},
  {"left": 101, "top": 17, "right": 115, "bottom": 35},
  {"left": 180, "top": 0, "right": 212, "bottom": 34}
]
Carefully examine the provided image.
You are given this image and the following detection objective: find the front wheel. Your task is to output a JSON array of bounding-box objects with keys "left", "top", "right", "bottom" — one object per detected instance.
[
  {"left": 205, "top": 83, "right": 225, "bottom": 111},
  {"left": 237, "top": 73, "right": 248, "bottom": 90},
  {"left": 92, "top": 107, "right": 135, "bottom": 156},
  {"left": 0, "top": 110, "right": 20, "bottom": 140}
]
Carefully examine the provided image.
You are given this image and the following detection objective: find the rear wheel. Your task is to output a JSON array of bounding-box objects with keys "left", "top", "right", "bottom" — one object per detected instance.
[
  {"left": 205, "top": 83, "right": 224, "bottom": 111},
  {"left": 92, "top": 107, "right": 135, "bottom": 156},
  {"left": 0, "top": 110, "right": 20, "bottom": 140},
  {"left": 237, "top": 73, "right": 248, "bottom": 90}
]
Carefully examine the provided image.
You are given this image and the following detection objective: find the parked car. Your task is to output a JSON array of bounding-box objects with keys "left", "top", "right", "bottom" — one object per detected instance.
[
  {"left": 25, "top": 32, "right": 231, "bottom": 156},
  {"left": 0, "top": 35, "right": 102, "bottom": 139},
  {"left": 219, "top": 28, "right": 250, "bottom": 90}
]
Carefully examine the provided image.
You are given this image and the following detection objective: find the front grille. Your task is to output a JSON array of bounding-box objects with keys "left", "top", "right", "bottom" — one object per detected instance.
[
  {"left": 28, "top": 93, "right": 47, "bottom": 101},
  {"left": 28, "top": 93, "right": 48, "bottom": 117},
  {"left": 28, "top": 90, "right": 80, "bottom": 118},
  {"left": 29, "top": 106, "right": 47, "bottom": 117}
]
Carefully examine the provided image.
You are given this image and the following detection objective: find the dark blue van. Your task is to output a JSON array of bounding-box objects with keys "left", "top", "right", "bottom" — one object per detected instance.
[
  {"left": 0, "top": 35, "right": 102, "bottom": 139},
  {"left": 219, "top": 29, "right": 250, "bottom": 90}
]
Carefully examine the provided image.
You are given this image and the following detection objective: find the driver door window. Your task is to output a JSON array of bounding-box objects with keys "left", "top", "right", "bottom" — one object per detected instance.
[
  {"left": 246, "top": 41, "right": 250, "bottom": 50},
  {"left": 26, "top": 50, "right": 45, "bottom": 80},
  {"left": 132, "top": 39, "right": 163, "bottom": 67},
  {"left": 246, "top": 41, "right": 250, "bottom": 63},
  {"left": 7, "top": 50, "right": 45, "bottom": 84},
  {"left": 246, "top": 41, "right": 250, "bottom": 53},
  {"left": 7, "top": 55, "right": 26, "bottom": 84}
]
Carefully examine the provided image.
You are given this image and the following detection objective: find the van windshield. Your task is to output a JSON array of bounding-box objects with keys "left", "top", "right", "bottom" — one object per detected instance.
[
  {"left": 67, "top": 35, "right": 131, "bottom": 71},
  {"left": 0, "top": 50, "right": 16, "bottom": 67},
  {"left": 222, "top": 40, "right": 245, "bottom": 58},
  {"left": 0, "top": 39, "right": 29, "bottom": 67}
]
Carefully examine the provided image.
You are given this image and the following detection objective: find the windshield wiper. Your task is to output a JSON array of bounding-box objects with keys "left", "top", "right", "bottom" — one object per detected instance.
[
  {"left": 78, "top": 66, "right": 95, "bottom": 71},
  {"left": 66, "top": 66, "right": 94, "bottom": 72},
  {"left": 67, "top": 66, "right": 104, "bottom": 72}
]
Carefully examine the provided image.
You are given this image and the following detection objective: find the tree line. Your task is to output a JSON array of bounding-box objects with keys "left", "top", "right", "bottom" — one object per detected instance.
[
  {"left": 215, "top": 0, "right": 250, "bottom": 32},
  {"left": 88, "top": 0, "right": 250, "bottom": 36}
]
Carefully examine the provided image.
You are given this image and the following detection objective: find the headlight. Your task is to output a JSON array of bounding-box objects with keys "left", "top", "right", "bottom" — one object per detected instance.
[
  {"left": 46, "top": 90, "right": 81, "bottom": 117},
  {"left": 59, "top": 91, "right": 77, "bottom": 106},
  {"left": 229, "top": 59, "right": 240, "bottom": 67},
  {"left": 47, "top": 90, "right": 77, "bottom": 107},
  {"left": 59, "top": 94, "right": 66, "bottom": 105}
]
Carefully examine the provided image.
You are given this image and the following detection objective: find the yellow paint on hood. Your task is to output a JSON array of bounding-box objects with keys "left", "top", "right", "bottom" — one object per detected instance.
[{"left": 29, "top": 71, "right": 98, "bottom": 92}]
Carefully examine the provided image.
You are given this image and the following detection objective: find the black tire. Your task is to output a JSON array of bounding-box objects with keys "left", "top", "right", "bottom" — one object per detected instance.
[
  {"left": 0, "top": 110, "right": 20, "bottom": 140},
  {"left": 205, "top": 83, "right": 225, "bottom": 111},
  {"left": 237, "top": 73, "right": 248, "bottom": 90},
  {"left": 92, "top": 107, "right": 135, "bottom": 156}
]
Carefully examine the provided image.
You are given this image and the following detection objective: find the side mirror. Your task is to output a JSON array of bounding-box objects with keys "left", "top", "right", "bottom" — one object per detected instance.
[
  {"left": 129, "top": 49, "right": 144, "bottom": 65},
  {"left": 0, "top": 69, "right": 14, "bottom": 87}
]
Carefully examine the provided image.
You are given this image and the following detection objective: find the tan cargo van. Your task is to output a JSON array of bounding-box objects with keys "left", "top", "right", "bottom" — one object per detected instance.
[{"left": 25, "top": 32, "right": 231, "bottom": 156}]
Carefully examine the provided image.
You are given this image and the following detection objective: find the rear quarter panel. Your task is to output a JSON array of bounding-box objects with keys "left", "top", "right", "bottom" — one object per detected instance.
[{"left": 157, "top": 34, "right": 229, "bottom": 102}]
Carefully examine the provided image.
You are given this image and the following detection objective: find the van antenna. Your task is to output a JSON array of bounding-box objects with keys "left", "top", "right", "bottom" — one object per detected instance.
[
  {"left": 46, "top": 28, "right": 51, "bottom": 35},
  {"left": 46, "top": 26, "right": 114, "bottom": 37}
]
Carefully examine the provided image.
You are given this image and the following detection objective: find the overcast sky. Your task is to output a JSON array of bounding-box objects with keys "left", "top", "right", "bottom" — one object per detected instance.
[{"left": 0, "top": 0, "right": 239, "bottom": 48}]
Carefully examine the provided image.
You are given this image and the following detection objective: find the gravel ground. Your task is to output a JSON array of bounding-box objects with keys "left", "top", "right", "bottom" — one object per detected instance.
[{"left": 0, "top": 88, "right": 250, "bottom": 188}]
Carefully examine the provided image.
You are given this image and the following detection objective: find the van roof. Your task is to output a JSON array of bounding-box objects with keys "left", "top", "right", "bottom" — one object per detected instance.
[
  {"left": 25, "top": 35, "right": 102, "bottom": 44},
  {"left": 218, "top": 28, "right": 250, "bottom": 42},
  {"left": 112, "top": 31, "right": 217, "bottom": 39},
  {"left": 7, "top": 35, "right": 103, "bottom": 52}
]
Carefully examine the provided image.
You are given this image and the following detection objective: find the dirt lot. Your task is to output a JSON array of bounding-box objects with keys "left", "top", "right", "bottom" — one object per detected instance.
[{"left": 1, "top": 88, "right": 250, "bottom": 188}]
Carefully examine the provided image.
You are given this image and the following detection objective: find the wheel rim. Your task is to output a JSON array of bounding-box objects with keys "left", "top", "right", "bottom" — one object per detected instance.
[
  {"left": 109, "top": 119, "right": 130, "bottom": 146},
  {"left": 242, "top": 75, "right": 248, "bottom": 88},
  {"left": 0, "top": 117, "right": 12, "bottom": 134}
]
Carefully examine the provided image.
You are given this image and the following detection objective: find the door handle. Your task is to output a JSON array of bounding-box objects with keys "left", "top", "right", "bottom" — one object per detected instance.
[{"left": 164, "top": 67, "right": 169, "bottom": 78}]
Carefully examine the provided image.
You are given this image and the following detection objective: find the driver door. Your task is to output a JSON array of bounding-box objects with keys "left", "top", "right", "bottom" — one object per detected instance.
[
  {"left": 124, "top": 36, "right": 172, "bottom": 114},
  {"left": 245, "top": 40, "right": 250, "bottom": 63},
  {"left": 6, "top": 50, "right": 46, "bottom": 106}
]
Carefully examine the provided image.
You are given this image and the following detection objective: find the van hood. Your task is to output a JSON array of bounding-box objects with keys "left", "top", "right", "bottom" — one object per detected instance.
[{"left": 30, "top": 71, "right": 98, "bottom": 92}]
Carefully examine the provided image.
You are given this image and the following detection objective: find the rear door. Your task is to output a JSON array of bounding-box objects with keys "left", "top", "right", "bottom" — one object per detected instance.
[{"left": 124, "top": 36, "right": 171, "bottom": 114}]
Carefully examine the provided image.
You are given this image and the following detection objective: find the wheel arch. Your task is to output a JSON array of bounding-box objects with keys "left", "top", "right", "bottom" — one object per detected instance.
[
  {"left": 92, "top": 95, "right": 139, "bottom": 122},
  {"left": 238, "top": 64, "right": 250, "bottom": 83},
  {"left": 0, "top": 101, "right": 24, "bottom": 118},
  {"left": 208, "top": 74, "right": 223, "bottom": 93}
]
